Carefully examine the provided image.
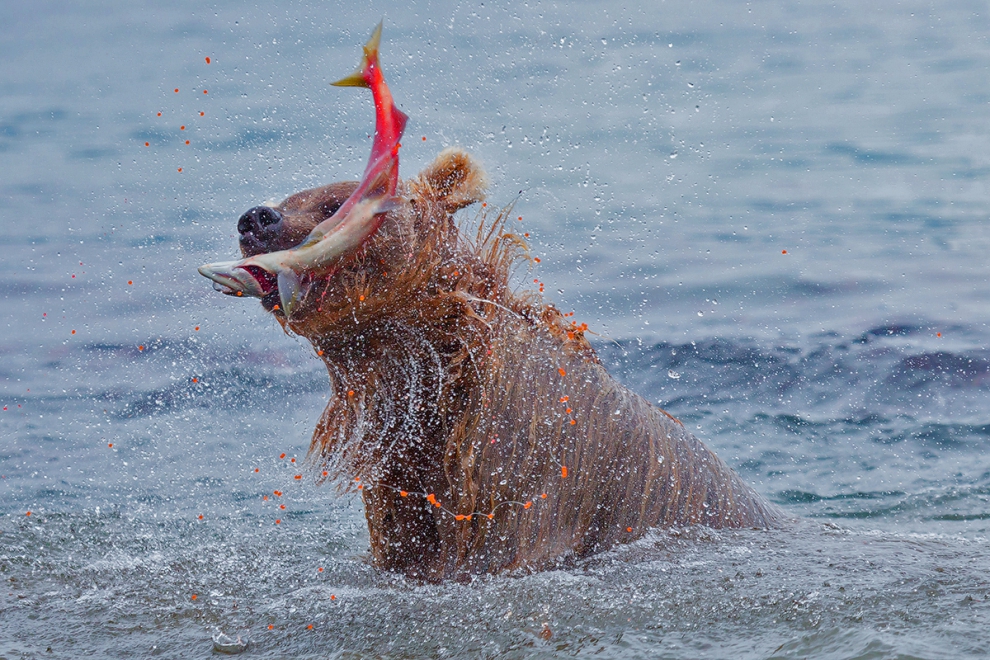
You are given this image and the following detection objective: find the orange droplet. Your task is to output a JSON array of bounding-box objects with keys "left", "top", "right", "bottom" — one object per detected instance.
[
  {"left": 561, "top": 466, "right": 568, "bottom": 478},
  {"left": 274, "top": 490, "right": 282, "bottom": 497},
  {"left": 199, "top": 111, "right": 205, "bottom": 116},
  {"left": 937, "top": 332, "right": 942, "bottom": 337},
  {"left": 191, "top": 594, "right": 197, "bottom": 600},
  {"left": 294, "top": 475, "right": 301, "bottom": 480},
  {"left": 279, "top": 504, "right": 285, "bottom": 510},
  {"left": 455, "top": 514, "right": 466, "bottom": 520},
  {"left": 180, "top": 125, "right": 185, "bottom": 130},
  {"left": 322, "top": 471, "right": 328, "bottom": 477},
  {"left": 192, "top": 377, "right": 198, "bottom": 383},
  {"left": 569, "top": 420, "right": 576, "bottom": 425},
  {"left": 330, "top": 594, "right": 336, "bottom": 601},
  {"left": 185, "top": 140, "right": 190, "bottom": 145},
  {"left": 290, "top": 457, "right": 296, "bottom": 463},
  {"left": 534, "top": 257, "right": 541, "bottom": 263},
  {"left": 177, "top": 168, "right": 182, "bottom": 172},
  {"left": 198, "top": 514, "right": 203, "bottom": 520},
  {"left": 487, "top": 513, "right": 494, "bottom": 519},
  {"left": 108, "top": 443, "right": 113, "bottom": 448},
  {"left": 268, "top": 625, "right": 274, "bottom": 630},
  {"left": 25, "top": 511, "right": 31, "bottom": 516},
  {"left": 558, "top": 368, "right": 566, "bottom": 377},
  {"left": 347, "top": 390, "right": 355, "bottom": 397},
  {"left": 157, "top": 112, "right": 162, "bottom": 117},
  {"left": 263, "top": 496, "right": 268, "bottom": 501},
  {"left": 203, "top": 89, "right": 208, "bottom": 94},
  {"left": 318, "top": 567, "right": 324, "bottom": 572},
  {"left": 781, "top": 249, "right": 787, "bottom": 254},
  {"left": 560, "top": 396, "right": 569, "bottom": 402},
  {"left": 523, "top": 501, "right": 532, "bottom": 509},
  {"left": 317, "top": 350, "right": 324, "bottom": 356},
  {"left": 518, "top": 216, "right": 522, "bottom": 221},
  {"left": 71, "top": 330, "right": 76, "bottom": 335},
  {"left": 138, "top": 345, "right": 144, "bottom": 351},
  {"left": 128, "top": 280, "right": 133, "bottom": 285},
  {"left": 144, "top": 142, "right": 150, "bottom": 147},
  {"left": 359, "top": 295, "right": 365, "bottom": 301},
  {"left": 275, "top": 519, "right": 281, "bottom": 524},
  {"left": 174, "top": 88, "right": 179, "bottom": 93},
  {"left": 400, "top": 491, "right": 408, "bottom": 497},
  {"left": 205, "top": 57, "right": 211, "bottom": 64},
  {"left": 280, "top": 453, "right": 286, "bottom": 459},
  {"left": 254, "top": 468, "right": 259, "bottom": 473},
  {"left": 627, "top": 526, "right": 633, "bottom": 532},
  {"left": 235, "top": 291, "right": 242, "bottom": 296},
  {"left": 541, "top": 493, "right": 547, "bottom": 499},
  {"left": 422, "top": 136, "right": 426, "bottom": 141},
  {"left": 426, "top": 493, "right": 439, "bottom": 507}
]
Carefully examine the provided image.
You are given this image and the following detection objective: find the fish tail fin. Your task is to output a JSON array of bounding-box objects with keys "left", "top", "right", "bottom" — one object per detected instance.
[{"left": 331, "top": 21, "right": 383, "bottom": 88}]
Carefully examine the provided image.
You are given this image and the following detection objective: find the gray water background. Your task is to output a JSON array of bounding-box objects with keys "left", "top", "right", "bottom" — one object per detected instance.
[{"left": 2, "top": 1, "right": 990, "bottom": 657}]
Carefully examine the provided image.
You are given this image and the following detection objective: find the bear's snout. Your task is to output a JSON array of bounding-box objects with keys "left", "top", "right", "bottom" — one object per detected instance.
[{"left": 238, "top": 206, "right": 284, "bottom": 255}]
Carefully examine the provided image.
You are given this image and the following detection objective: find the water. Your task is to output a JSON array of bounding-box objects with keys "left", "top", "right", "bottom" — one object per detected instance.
[{"left": 2, "top": 1, "right": 989, "bottom": 657}]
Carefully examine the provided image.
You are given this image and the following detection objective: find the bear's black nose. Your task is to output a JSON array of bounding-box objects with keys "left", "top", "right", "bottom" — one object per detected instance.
[{"left": 237, "top": 206, "right": 283, "bottom": 237}]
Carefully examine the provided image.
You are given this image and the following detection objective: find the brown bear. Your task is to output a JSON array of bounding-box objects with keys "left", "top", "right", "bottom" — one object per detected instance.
[{"left": 218, "top": 146, "right": 782, "bottom": 581}]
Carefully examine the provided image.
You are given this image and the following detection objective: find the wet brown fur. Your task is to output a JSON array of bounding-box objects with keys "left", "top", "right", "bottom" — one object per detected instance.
[{"left": 245, "top": 147, "right": 781, "bottom": 581}]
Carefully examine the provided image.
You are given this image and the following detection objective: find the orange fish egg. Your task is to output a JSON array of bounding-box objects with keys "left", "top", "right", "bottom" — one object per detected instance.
[
  {"left": 191, "top": 594, "right": 197, "bottom": 601},
  {"left": 254, "top": 468, "right": 259, "bottom": 473},
  {"left": 541, "top": 493, "right": 547, "bottom": 499},
  {"left": 275, "top": 519, "right": 281, "bottom": 524},
  {"left": 279, "top": 504, "right": 285, "bottom": 510},
  {"left": 307, "top": 624, "right": 313, "bottom": 630},
  {"left": 294, "top": 475, "right": 302, "bottom": 480},
  {"left": 268, "top": 624, "right": 274, "bottom": 630},
  {"left": 279, "top": 453, "right": 286, "bottom": 459},
  {"left": 180, "top": 125, "right": 185, "bottom": 130},
  {"left": 323, "top": 471, "right": 328, "bottom": 477},
  {"left": 627, "top": 526, "right": 633, "bottom": 532},
  {"left": 177, "top": 168, "right": 182, "bottom": 172},
  {"left": 400, "top": 491, "right": 408, "bottom": 497},
  {"left": 318, "top": 567, "right": 324, "bottom": 572},
  {"left": 561, "top": 466, "right": 568, "bottom": 478},
  {"left": 199, "top": 111, "right": 205, "bottom": 116},
  {"left": 25, "top": 511, "right": 31, "bottom": 516},
  {"left": 330, "top": 594, "right": 336, "bottom": 601},
  {"left": 558, "top": 368, "right": 566, "bottom": 377},
  {"left": 205, "top": 57, "right": 211, "bottom": 64},
  {"left": 290, "top": 458, "right": 296, "bottom": 463},
  {"left": 198, "top": 514, "right": 203, "bottom": 520}
]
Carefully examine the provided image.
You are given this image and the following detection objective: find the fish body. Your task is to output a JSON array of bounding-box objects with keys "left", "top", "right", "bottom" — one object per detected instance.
[{"left": 198, "top": 21, "right": 407, "bottom": 316}]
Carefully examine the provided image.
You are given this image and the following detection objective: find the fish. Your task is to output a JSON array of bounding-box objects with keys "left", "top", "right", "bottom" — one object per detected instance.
[{"left": 198, "top": 21, "right": 408, "bottom": 316}]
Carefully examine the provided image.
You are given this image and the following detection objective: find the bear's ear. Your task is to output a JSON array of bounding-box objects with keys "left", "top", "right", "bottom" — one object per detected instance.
[{"left": 414, "top": 147, "right": 488, "bottom": 213}]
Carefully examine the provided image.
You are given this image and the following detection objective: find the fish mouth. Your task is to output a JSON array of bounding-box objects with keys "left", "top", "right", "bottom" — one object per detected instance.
[{"left": 197, "top": 261, "right": 278, "bottom": 298}]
